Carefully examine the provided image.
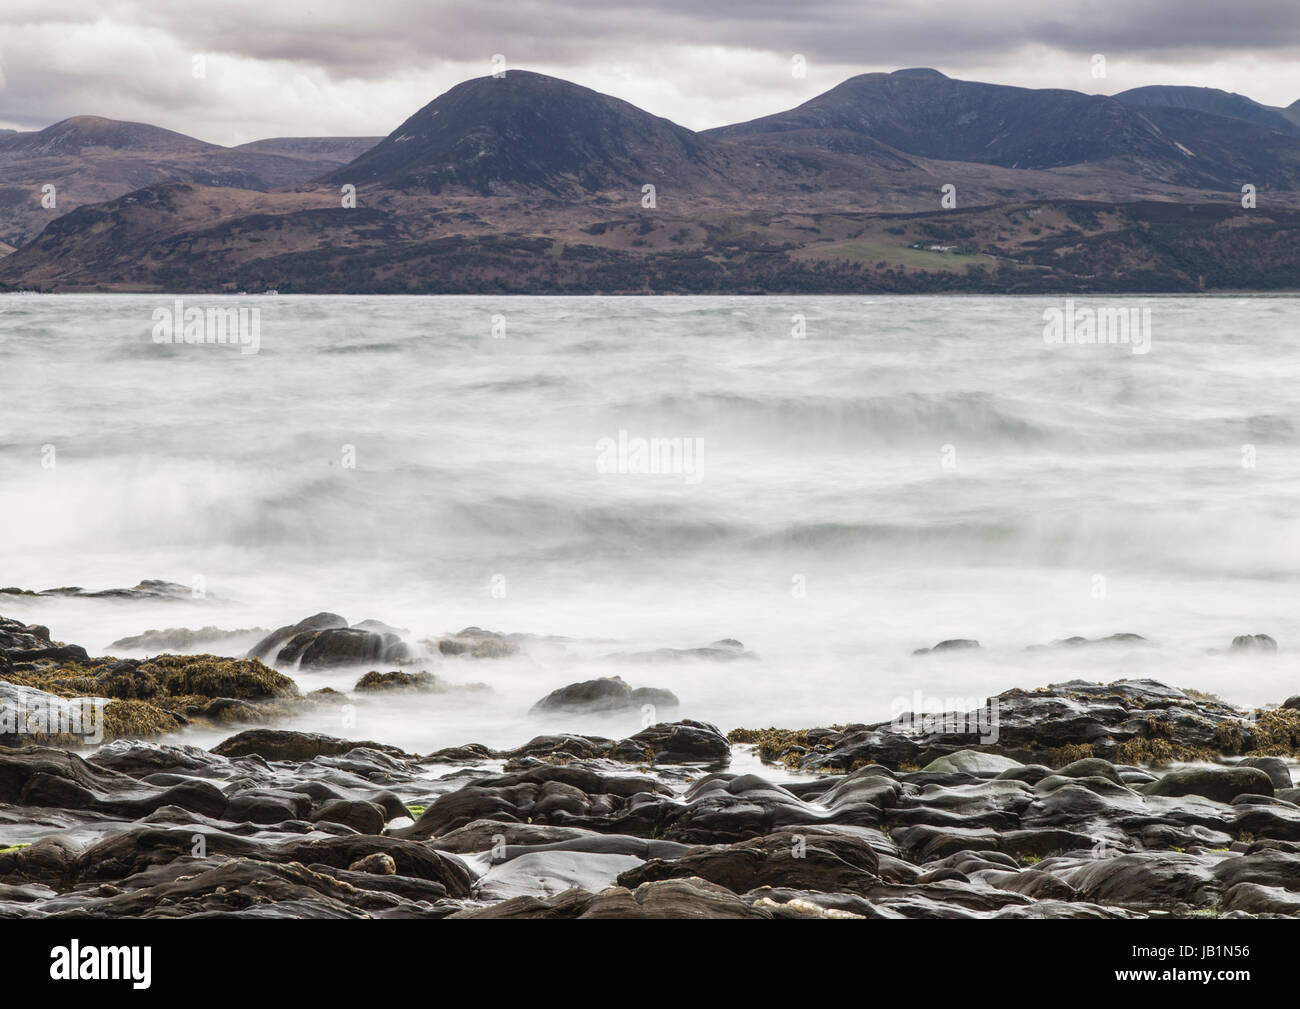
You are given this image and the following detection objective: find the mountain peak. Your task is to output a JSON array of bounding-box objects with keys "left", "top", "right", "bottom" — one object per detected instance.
[
  {"left": 328, "top": 70, "right": 713, "bottom": 196},
  {"left": 891, "top": 67, "right": 947, "bottom": 78},
  {"left": 10, "top": 116, "right": 215, "bottom": 155},
  {"left": 1115, "top": 85, "right": 1300, "bottom": 135}
]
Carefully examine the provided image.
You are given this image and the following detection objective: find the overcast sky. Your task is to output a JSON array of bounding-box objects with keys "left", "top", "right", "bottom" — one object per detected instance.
[{"left": 2, "top": 0, "right": 1299, "bottom": 146}]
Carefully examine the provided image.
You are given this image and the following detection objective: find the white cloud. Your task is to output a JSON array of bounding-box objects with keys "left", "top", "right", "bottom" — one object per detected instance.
[{"left": 0, "top": 2, "right": 1297, "bottom": 145}]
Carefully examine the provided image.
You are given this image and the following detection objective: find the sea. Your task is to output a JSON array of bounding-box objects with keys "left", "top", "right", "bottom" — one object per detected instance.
[{"left": 1, "top": 294, "right": 1296, "bottom": 753}]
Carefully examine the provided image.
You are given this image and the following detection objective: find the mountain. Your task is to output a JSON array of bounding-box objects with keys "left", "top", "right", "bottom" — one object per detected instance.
[
  {"left": 709, "top": 70, "right": 1163, "bottom": 168},
  {"left": 0, "top": 117, "right": 385, "bottom": 248},
  {"left": 328, "top": 70, "right": 727, "bottom": 196},
  {"left": 1115, "top": 85, "right": 1300, "bottom": 136},
  {"left": 5, "top": 68, "right": 1300, "bottom": 293},
  {"left": 0, "top": 115, "right": 215, "bottom": 156},
  {"left": 232, "top": 136, "right": 383, "bottom": 162},
  {"left": 708, "top": 70, "right": 1300, "bottom": 191}
]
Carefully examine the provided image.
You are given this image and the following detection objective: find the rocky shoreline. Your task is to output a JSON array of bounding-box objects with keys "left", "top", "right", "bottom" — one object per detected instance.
[{"left": 4, "top": 611, "right": 1300, "bottom": 919}]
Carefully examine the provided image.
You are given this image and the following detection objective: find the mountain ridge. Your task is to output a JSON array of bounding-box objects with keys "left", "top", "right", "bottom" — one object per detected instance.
[{"left": 4, "top": 67, "right": 1299, "bottom": 293}]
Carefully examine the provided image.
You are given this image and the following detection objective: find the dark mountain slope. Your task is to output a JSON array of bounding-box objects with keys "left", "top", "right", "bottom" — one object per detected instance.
[
  {"left": 328, "top": 70, "right": 725, "bottom": 195},
  {"left": 709, "top": 70, "right": 1300, "bottom": 192},
  {"left": 1115, "top": 85, "right": 1300, "bottom": 136}
]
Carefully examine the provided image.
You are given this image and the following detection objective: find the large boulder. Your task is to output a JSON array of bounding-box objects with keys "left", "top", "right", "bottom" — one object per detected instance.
[
  {"left": 1230, "top": 634, "right": 1278, "bottom": 653},
  {"left": 247, "top": 612, "right": 347, "bottom": 662},
  {"left": 609, "top": 720, "right": 729, "bottom": 764},
  {"left": 617, "top": 830, "right": 880, "bottom": 896},
  {"left": 531, "top": 676, "right": 679, "bottom": 714},
  {"left": 277, "top": 627, "right": 409, "bottom": 669},
  {"left": 210, "top": 729, "right": 407, "bottom": 761},
  {"left": 1142, "top": 766, "right": 1275, "bottom": 804},
  {"left": 922, "top": 750, "right": 1022, "bottom": 776}
]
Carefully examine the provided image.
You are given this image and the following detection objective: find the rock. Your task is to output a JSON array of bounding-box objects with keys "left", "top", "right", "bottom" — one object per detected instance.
[
  {"left": 618, "top": 830, "right": 880, "bottom": 896},
  {"left": 452, "top": 878, "right": 774, "bottom": 919},
  {"left": 199, "top": 697, "right": 270, "bottom": 725},
  {"left": 278, "top": 627, "right": 408, "bottom": 669},
  {"left": 351, "top": 619, "right": 409, "bottom": 636},
  {"left": 1056, "top": 852, "right": 1220, "bottom": 907},
  {"left": 531, "top": 676, "right": 679, "bottom": 714},
  {"left": 437, "top": 628, "right": 519, "bottom": 659},
  {"left": 768, "top": 679, "right": 1263, "bottom": 772},
  {"left": 631, "top": 687, "right": 680, "bottom": 710},
  {"left": 1230, "top": 634, "right": 1278, "bottom": 653},
  {"left": 609, "top": 640, "right": 757, "bottom": 663},
  {"left": 354, "top": 670, "right": 441, "bottom": 692},
  {"left": 2, "top": 580, "right": 200, "bottom": 602},
  {"left": 1054, "top": 757, "right": 1125, "bottom": 785},
  {"left": 609, "top": 720, "right": 729, "bottom": 764},
  {"left": 21, "top": 653, "right": 297, "bottom": 703},
  {"left": 311, "top": 799, "right": 387, "bottom": 834},
  {"left": 921, "top": 750, "right": 1022, "bottom": 776},
  {"left": 1028, "top": 633, "right": 1147, "bottom": 650},
  {"left": 348, "top": 852, "right": 397, "bottom": 875},
  {"left": 1238, "top": 756, "right": 1293, "bottom": 790},
  {"left": 475, "top": 850, "right": 645, "bottom": 902},
  {"left": 109, "top": 626, "right": 267, "bottom": 652},
  {"left": 247, "top": 612, "right": 347, "bottom": 661},
  {"left": 912, "top": 639, "right": 981, "bottom": 655},
  {"left": 1143, "top": 766, "right": 1275, "bottom": 804},
  {"left": 211, "top": 729, "right": 407, "bottom": 761}
]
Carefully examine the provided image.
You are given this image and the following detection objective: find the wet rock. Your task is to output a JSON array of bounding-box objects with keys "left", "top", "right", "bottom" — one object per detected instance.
[
  {"left": 89, "top": 739, "right": 231, "bottom": 778},
  {"left": 423, "top": 742, "right": 497, "bottom": 764},
  {"left": 311, "top": 799, "right": 387, "bottom": 834},
  {"left": 912, "top": 638, "right": 980, "bottom": 655},
  {"left": 1027, "top": 633, "right": 1147, "bottom": 650},
  {"left": 1054, "top": 757, "right": 1125, "bottom": 784},
  {"left": 1142, "top": 766, "right": 1274, "bottom": 804},
  {"left": 922, "top": 750, "right": 1022, "bottom": 776},
  {"left": 211, "top": 729, "right": 408, "bottom": 761},
  {"left": 609, "top": 639, "right": 756, "bottom": 663},
  {"left": 475, "top": 850, "right": 645, "bottom": 902},
  {"left": 348, "top": 852, "right": 397, "bottom": 875},
  {"left": 453, "top": 878, "right": 774, "bottom": 919},
  {"left": 1055, "top": 852, "right": 1221, "bottom": 908},
  {"left": 530, "top": 676, "right": 678, "bottom": 714},
  {"left": 1220, "top": 881, "right": 1300, "bottom": 914},
  {"left": 618, "top": 829, "right": 880, "bottom": 896},
  {"left": 1230, "top": 634, "right": 1278, "bottom": 653},
  {"left": 2, "top": 580, "right": 201, "bottom": 602},
  {"left": 278, "top": 627, "right": 409, "bottom": 669},
  {"left": 1238, "top": 756, "right": 1293, "bottom": 790},
  {"left": 0, "top": 746, "right": 229, "bottom": 819},
  {"left": 110, "top": 626, "right": 267, "bottom": 653},
  {"left": 437, "top": 628, "right": 519, "bottom": 659},
  {"left": 247, "top": 612, "right": 347, "bottom": 661},
  {"left": 355, "top": 670, "right": 440, "bottom": 692},
  {"left": 608, "top": 720, "right": 729, "bottom": 764},
  {"left": 767, "top": 679, "right": 1265, "bottom": 772}
]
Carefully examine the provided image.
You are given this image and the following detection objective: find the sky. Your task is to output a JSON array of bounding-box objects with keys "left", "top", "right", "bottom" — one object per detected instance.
[{"left": 2, "top": 0, "right": 1299, "bottom": 146}]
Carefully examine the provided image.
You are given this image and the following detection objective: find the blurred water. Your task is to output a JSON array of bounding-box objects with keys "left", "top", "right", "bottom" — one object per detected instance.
[{"left": 0, "top": 293, "right": 1296, "bottom": 751}]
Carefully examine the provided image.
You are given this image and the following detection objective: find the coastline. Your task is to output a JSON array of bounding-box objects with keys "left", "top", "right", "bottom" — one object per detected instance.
[{"left": 5, "top": 610, "right": 1300, "bottom": 919}]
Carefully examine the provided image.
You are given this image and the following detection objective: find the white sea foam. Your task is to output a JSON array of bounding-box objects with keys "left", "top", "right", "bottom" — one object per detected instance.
[{"left": 1, "top": 294, "right": 1296, "bottom": 751}]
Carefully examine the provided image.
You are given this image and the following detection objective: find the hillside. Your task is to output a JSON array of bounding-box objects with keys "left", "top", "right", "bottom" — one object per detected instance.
[
  {"left": 4, "top": 68, "right": 1300, "bottom": 292},
  {"left": 0, "top": 118, "right": 382, "bottom": 249}
]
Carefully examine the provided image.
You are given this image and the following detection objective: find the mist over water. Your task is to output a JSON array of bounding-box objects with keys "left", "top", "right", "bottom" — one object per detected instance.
[{"left": 1, "top": 294, "right": 1297, "bottom": 752}]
